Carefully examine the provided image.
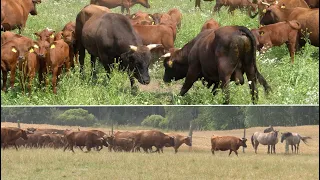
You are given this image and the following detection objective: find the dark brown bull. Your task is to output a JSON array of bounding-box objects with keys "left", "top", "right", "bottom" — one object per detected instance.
[
  {"left": 1, "top": 35, "right": 35, "bottom": 91},
  {"left": 251, "top": 20, "right": 301, "bottom": 63},
  {"left": 63, "top": 131, "right": 106, "bottom": 153},
  {"left": 90, "top": 0, "right": 150, "bottom": 14},
  {"left": 162, "top": 26, "right": 271, "bottom": 104},
  {"left": 135, "top": 130, "right": 175, "bottom": 153},
  {"left": 1, "top": 0, "right": 41, "bottom": 34},
  {"left": 200, "top": 18, "right": 220, "bottom": 32},
  {"left": 1, "top": 127, "right": 28, "bottom": 150},
  {"left": 211, "top": 135, "right": 247, "bottom": 156},
  {"left": 260, "top": 6, "right": 319, "bottom": 47},
  {"left": 77, "top": 12, "right": 160, "bottom": 87}
]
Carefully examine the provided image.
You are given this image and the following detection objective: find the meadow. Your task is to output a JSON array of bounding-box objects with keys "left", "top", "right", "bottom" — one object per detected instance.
[
  {"left": 1, "top": 0, "right": 319, "bottom": 105},
  {"left": 1, "top": 123, "right": 319, "bottom": 179}
]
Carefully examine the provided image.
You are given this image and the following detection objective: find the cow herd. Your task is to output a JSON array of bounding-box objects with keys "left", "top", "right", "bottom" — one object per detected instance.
[
  {"left": 1, "top": 0, "right": 319, "bottom": 104},
  {"left": 1, "top": 126, "right": 312, "bottom": 155}
]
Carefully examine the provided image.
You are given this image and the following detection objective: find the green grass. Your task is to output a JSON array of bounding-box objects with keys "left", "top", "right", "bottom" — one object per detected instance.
[
  {"left": 1, "top": 0, "right": 319, "bottom": 105},
  {"left": 1, "top": 148, "right": 318, "bottom": 180}
]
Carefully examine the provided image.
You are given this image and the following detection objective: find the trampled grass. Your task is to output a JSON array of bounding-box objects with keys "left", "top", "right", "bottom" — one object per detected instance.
[
  {"left": 1, "top": 123, "right": 319, "bottom": 180},
  {"left": 1, "top": 0, "right": 319, "bottom": 105}
]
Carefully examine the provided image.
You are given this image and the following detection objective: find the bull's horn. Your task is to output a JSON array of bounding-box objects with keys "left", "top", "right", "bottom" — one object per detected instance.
[
  {"left": 147, "top": 44, "right": 161, "bottom": 50},
  {"left": 129, "top": 45, "right": 138, "bottom": 51},
  {"left": 161, "top": 53, "right": 171, "bottom": 58},
  {"left": 46, "top": 27, "right": 53, "bottom": 31},
  {"left": 261, "top": 1, "right": 270, "bottom": 5}
]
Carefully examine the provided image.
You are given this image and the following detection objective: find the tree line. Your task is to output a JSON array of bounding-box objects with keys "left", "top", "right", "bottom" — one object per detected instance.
[{"left": 1, "top": 106, "right": 318, "bottom": 130}]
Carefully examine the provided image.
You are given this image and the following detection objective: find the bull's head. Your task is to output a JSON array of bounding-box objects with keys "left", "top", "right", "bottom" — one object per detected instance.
[
  {"left": 184, "top": 136, "right": 192, "bottom": 146},
  {"left": 30, "top": 0, "right": 41, "bottom": 15},
  {"left": 121, "top": 44, "right": 160, "bottom": 85},
  {"left": 20, "top": 130, "right": 28, "bottom": 140},
  {"left": 33, "top": 40, "right": 49, "bottom": 59},
  {"left": 62, "top": 30, "right": 75, "bottom": 45},
  {"left": 135, "top": 0, "right": 151, "bottom": 8},
  {"left": 260, "top": 5, "right": 283, "bottom": 25},
  {"left": 241, "top": 138, "right": 247, "bottom": 148},
  {"left": 10, "top": 44, "right": 32, "bottom": 62},
  {"left": 160, "top": 48, "right": 187, "bottom": 83}
]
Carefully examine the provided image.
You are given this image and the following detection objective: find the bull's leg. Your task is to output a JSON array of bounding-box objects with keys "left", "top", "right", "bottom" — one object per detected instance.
[
  {"left": 245, "top": 68, "right": 258, "bottom": 104},
  {"left": 286, "top": 42, "right": 295, "bottom": 64},
  {"left": 9, "top": 66, "right": 16, "bottom": 90},
  {"left": 291, "top": 145, "right": 294, "bottom": 153},
  {"left": 14, "top": 143, "right": 18, "bottom": 151},
  {"left": 69, "top": 48, "right": 75, "bottom": 69},
  {"left": 64, "top": 57, "right": 71, "bottom": 73},
  {"left": 85, "top": 144, "right": 92, "bottom": 153},
  {"left": 234, "top": 150, "right": 238, "bottom": 156},
  {"left": 63, "top": 143, "right": 69, "bottom": 152},
  {"left": 211, "top": 147, "right": 215, "bottom": 155},
  {"left": 2, "top": 70, "right": 8, "bottom": 91},
  {"left": 78, "top": 45, "right": 86, "bottom": 76},
  {"left": 254, "top": 142, "right": 259, "bottom": 154},
  {"left": 179, "top": 64, "right": 201, "bottom": 96},
  {"left": 121, "top": 6, "right": 125, "bottom": 14},
  {"left": 273, "top": 145, "right": 276, "bottom": 154},
  {"left": 211, "top": 83, "right": 219, "bottom": 96},
  {"left": 52, "top": 67, "right": 59, "bottom": 94},
  {"left": 90, "top": 55, "right": 97, "bottom": 80},
  {"left": 267, "top": 145, "right": 270, "bottom": 154},
  {"left": 28, "top": 70, "right": 36, "bottom": 96},
  {"left": 229, "top": 150, "right": 233, "bottom": 156},
  {"left": 213, "top": 4, "right": 222, "bottom": 13},
  {"left": 297, "top": 144, "right": 299, "bottom": 154}
]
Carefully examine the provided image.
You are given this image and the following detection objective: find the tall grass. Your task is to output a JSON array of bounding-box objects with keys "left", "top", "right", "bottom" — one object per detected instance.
[{"left": 1, "top": 0, "right": 319, "bottom": 105}]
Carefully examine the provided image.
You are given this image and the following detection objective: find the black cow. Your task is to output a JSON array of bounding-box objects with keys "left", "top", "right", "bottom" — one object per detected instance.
[
  {"left": 162, "top": 26, "right": 271, "bottom": 104},
  {"left": 76, "top": 12, "right": 160, "bottom": 87}
]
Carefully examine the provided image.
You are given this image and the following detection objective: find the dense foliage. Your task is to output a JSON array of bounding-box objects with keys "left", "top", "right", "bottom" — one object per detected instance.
[{"left": 2, "top": 106, "right": 318, "bottom": 130}]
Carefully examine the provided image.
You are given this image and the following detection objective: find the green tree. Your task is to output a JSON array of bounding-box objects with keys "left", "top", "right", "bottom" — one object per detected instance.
[{"left": 56, "top": 108, "right": 97, "bottom": 126}]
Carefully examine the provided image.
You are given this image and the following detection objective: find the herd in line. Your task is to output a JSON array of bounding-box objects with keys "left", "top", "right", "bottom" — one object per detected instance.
[
  {"left": 1, "top": 125, "right": 312, "bottom": 155},
  {"left": 1, "top": 0, "right": 319, "bottom": 104}
]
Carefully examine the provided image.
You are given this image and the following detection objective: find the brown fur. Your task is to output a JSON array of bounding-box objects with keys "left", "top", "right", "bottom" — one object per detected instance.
[
  {"left": 1, "top": 127, "right": 28, "bottom": 150},
  {"left": 251, "top": 20, "right": 301, "bottom": 63},
  {"left": 90, "top": 0, "right": 150, "bottom": 14},
  {"left": 135, "top": 130, "right": 175, "bottom": 153},
  {"left": 211, "top": 135, "right": 247, "bottom": 156},
  {"left": 201, "top": 18, "right": 220, "bottom": 32},
  {"left": 34, "top": 28, "right": 55, "bottom": 44},
  {"left": 129, "top": 11, "right": 155, "bottom": 25},
  {"left": 213, "top": 0, "right": 258, "bottom": 14},
  {"left": 63, "top": 131, "right": 105, "bottom": 153},
  {"left": 167, "top": 8, "right": 182, "bottom": 29},
  {"left": 163, "top": 133, "right": 192, "bottom": 153}
]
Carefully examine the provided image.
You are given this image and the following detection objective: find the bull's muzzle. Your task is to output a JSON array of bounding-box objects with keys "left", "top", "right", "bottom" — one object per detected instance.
[{"left": 18, "top": 56, "right": 25, "bottom": 61}]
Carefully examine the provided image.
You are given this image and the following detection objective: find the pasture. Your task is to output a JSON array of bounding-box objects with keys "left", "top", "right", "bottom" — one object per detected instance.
[
  {"left": 1, "top": 123, "right": 319, "bottom": 179},
  {"left": 1, "top": 0, "right": 319, "bottom": 105}
]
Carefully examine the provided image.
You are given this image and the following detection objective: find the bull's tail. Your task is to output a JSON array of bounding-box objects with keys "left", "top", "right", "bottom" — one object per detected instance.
[
  {"left": 251, "top": 134, "right": 255, "bottom": 148},
  {"left": 238, "top": 26, "right": 271, "bottom": 95},
  {"left": 299, "top": 135, "right": 311, "bottom": 145}
]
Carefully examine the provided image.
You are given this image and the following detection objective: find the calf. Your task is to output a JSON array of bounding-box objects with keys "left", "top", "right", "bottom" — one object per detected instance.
[
  {"left": 90, "top": 0, "right": 150, "bottom": 14},
  {"left": 34, "top": 28, "right": 56, "bottom": 44},
  {"left": 211, "top": 135, "right": 247, "bottom": 156},
  {"left": 167, "top": 8, "right": 182, "bottom": 29},
  {"left": 251, "top": 20, "right": 301, "bottom": 63},
  {"left": 1, "top": 127, "right": 28, "bottom": 150},
  {"left": 201, "top": 18, "right": 220, "bottom": 32},
  {"left": 1, "top": 35, "right": 35, "bottom": 91},
  {"left": 44, "top": 39, "right": 70, "bottom": 94}
]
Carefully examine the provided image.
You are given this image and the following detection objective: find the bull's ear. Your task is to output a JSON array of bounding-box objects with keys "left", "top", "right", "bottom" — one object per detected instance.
[{"left": 259, "top": 31, "right": 264, "bottom": 36}]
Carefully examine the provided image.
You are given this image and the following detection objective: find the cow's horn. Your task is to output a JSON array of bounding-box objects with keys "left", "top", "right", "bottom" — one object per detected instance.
[
  {"left": 261, "top": 1, "right": 270, "bottom": 5},
  {"left": 161, "top": 53, "right": 171, "bottom": 58},
  {"left": 129, "top": 45, "right": 138, "bottom": 52},
  {"left": 147, "top": 44, "right": 161, "bottom": 50}
]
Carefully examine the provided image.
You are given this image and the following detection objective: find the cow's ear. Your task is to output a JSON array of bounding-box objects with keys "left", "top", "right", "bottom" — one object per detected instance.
[{"left": 34, "top": 32, "right": 40, "bottom": 38}]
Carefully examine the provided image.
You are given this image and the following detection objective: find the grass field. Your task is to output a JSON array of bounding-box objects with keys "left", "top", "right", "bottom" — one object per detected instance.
[
  {"left": 1, "top": 0, "right": 319, "bottom": 105},
  {"left": 1, "top": 123, "right": 319, "bottom": 179}
]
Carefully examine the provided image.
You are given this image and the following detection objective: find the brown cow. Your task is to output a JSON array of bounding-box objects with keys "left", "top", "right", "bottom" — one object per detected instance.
[
  {"left": 135, "top": 130, "right": 175, "bottom": 153},
  {"left": 63, "top": 131, "right": 106, "bottom": 153},
  {"left": 39, "top": 134, "right": 66, "bottom": 148},
  {"left": 260, "top": 6, "right": 319, "bottom": 47},
  {"left": 90, "top": 0, "right": 150, "bottom": 14},
  {"left": 1, "top": 31, "right": 21, "bottom": 45},
  {"left": 1, "top": 0, "right": 41, "bottom": 33},
  {"left": 27, "top": 128, "right": 67, "bottom": 135},
  {"left": 251, "top": 20, "right": 301, "bottom": 63},
  {"left": 211, "top": 135, "right": 247, "bottom": 156},
  {"left": 34, "top": 28, "right": 56, "bottom": 44},
  {"left": 213, "top": 0, "right": 258, "bottom": 14},
  {"left": 1, "top": 35, "right": 35, "bottom": 91},
  {"left": 200, "top": 18, "right": 220, "bottom": 32},
  {"left": 1, "top": 127, "right": 28, "bottom": 150},
  {"left": 129, "top": 11, "right": 155, "bottom": 25},
  {"left": 304, "top": 0, "right": 319, "bottom": 8},
  {"left": 162, "top": 26, "right": 271, "bottom": 104},
  {"left": 162, "top": 133, "right": 192, "bottom": 153},
  {"left": 107, "top": 131, "right": 138, "bottom": 152},
  {"left": 167, "top": 8, "right": 183, "bottom": 29},
  {"left": 44, "top": 39, "right": 70, "bottom": 94}
]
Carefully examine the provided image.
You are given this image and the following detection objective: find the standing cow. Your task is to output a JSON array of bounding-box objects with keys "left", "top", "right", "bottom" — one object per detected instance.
[
  {"left": 135, "top": 130, "right": 175, "bottom": 153},
  {"left": 211, "top": 135, "right": 247, "bottom": 156},
  {"left": 90, "top": 0, "right": 150, "bottom": 14},
  {"left": 162, "top": 133, "right": 192, "bottom": 153},
  {"left": 1, "top": 127, "right": 28, "bottom": 150}
]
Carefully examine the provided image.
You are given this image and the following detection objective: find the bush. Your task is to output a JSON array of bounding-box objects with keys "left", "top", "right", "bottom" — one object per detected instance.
[
  {"left": 55, "top": 108, "right": 97, "bottom": 126},
  {"left": 141, "top": 115, "right": 166, "bottom": 128}
]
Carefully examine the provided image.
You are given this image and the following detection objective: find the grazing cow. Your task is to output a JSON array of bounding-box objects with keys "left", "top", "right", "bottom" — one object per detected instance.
[
  {"left": 77, "top": 13, "right": 160, "bottom": 87},
  {"left": 1, "top": 35, "right": 35, "bottom": 91},
  {"left": 63, "top": 131, "right": 106, "bottom": 153},
  {"left": 129, "top": 11, "right": 155, "bottom": 25},
  {"left": 213, "top": 0, "right": 258, "bottom": 14},
  {"left": 251, "top": 20, "right": 301, "bottom": 63},
  {"left": 34, "top": 28, "right": 56, "bottom": 44},
  {"left": 90, "top": 0, "right": 150, "bottom": 14},
  {"left": 200, "top": 18, "right": 220, "bottom": 32},
  {"left": 135, "top": 130, "right": 175, "bottom": 153},
  {"left": 167, "top": 8, "right": 183, "bottom": 29},
  {"left": 260, "top": 6, "right": 319, "bottom": 47},
  {"left": 162, "top": 133, "right": 192, "bottom": 153},
  {"left": 1, "top": 0, "right": 41, "bottom": 34},
  {"left": 162, "top": 26, "right": 271, "bottom": 104},
  {"left": 44, "top": 39, "right": 70, "bottom": 94},
  {"left": 211, "top": 135, "right": 247, "bottom": 156},
  {"left": 1, "top": 127, "right": 28, "bottom": 150}
]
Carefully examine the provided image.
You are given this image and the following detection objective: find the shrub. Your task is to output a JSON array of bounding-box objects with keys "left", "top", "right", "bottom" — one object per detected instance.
[
  {"left": 141, "top": 115, "right": 166, "bottom": 128},
  {"left": 55, "top": 108, "right": 97, "bottom": 126}
]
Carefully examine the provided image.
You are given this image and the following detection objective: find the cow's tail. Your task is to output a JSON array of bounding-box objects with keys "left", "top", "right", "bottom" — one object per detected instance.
[
  {"left": 251, "top": 134, "right": 255, "bottom": 148},
  {"left": 238, "top": 26, "right": 271, "bottom": 95},
  {"left": 299, "top": 135, "right": 312, "bottom": 145}
]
